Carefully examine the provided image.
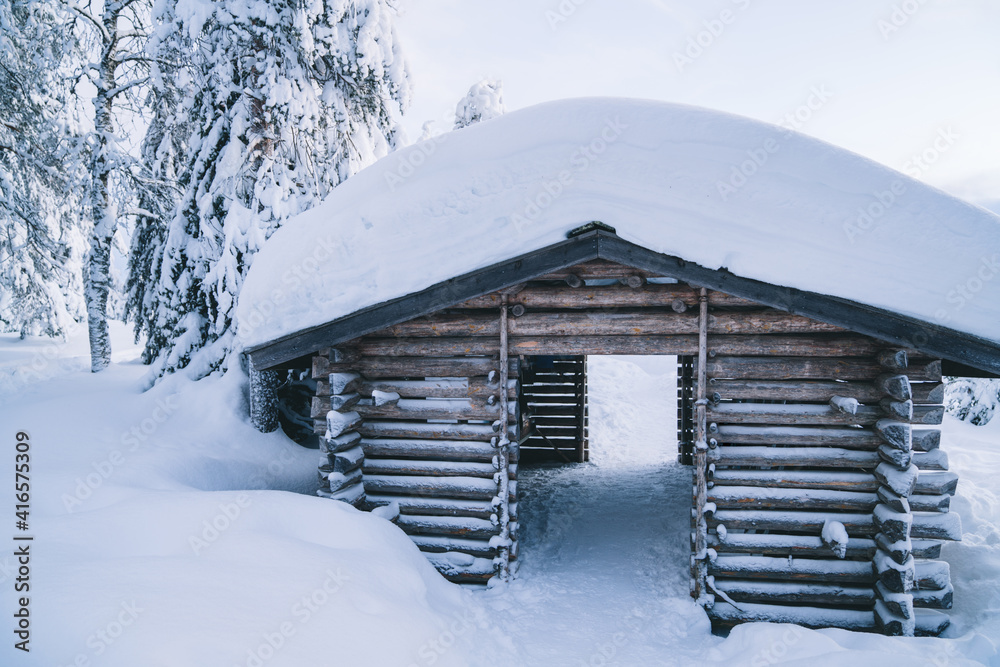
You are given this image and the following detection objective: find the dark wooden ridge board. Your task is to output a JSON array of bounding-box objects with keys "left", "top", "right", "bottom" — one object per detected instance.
[{"left": 247, "top": 230, "right": 1000, "bottom": 376}]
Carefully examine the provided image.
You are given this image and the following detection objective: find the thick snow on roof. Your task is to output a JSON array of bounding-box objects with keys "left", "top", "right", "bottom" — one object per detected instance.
[{"left": 238, "top": 97, "right": 1000, "bottom": 350}]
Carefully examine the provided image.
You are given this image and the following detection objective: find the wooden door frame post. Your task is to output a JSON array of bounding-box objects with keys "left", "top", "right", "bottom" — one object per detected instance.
[
  {"left": 693, "top": 287, "right": 710, "bottom": 601},
  {"left": 496, "top": 293, "right": 512, "bottom": 581}
]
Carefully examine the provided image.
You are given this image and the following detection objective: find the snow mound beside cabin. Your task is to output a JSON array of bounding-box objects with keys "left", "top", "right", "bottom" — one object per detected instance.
[{"left": 237, "top": 97, "right": 1000, "bottom": 351}]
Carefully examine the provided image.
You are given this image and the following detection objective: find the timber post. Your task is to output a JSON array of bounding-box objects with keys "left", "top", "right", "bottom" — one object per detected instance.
[
  {"left": 692, "top": 287, "right": 710, "bottom": 603},
  {"left": 495, "top": 293, "right": 513, "bottom": 581},
  {"left": 249, "top": 355, "right": 280, "bottom": 433}
]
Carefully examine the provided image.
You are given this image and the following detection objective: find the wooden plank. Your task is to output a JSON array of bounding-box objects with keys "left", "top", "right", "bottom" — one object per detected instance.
[
  {"left": 712, "top": 446, "right": 879, "bottom": 468},
  {"left": 359, "top": 421, "right": 500, "bottom": 441},
  {"left": 360, "top": 438, "right": 508, "bottom": 462},
  {"left": 910, "top": 512, "right": 962, "bottom": 541},
  {"left": 708, "top": 533, "right": 876, "bottom": 559},
  {"left": 709, "top": 556, "right": 875, "bottom": 584},
  {"left": 315, "top": 356, "right": 519, "bottom": 380},
  {"left": 397, "top": 515, "right": 498, "bottom": 539},
  {"left": 459, "top": 283, "right": 757, "bottom": 309},
  {"left": 711, "top": 580, "right": 876, "bottom": 607},
  {"left": 709, "top": 602, "right": 874, "bottom": 630},
  {"left": 710, "top": 469, "right": 878, "bottom": 492},
  {"left": 709, "top": 510, "right": 874, "bottom": 534},
  {"left": 367, "top": 495, "right": 509, "bottom": 520},
  {"left": 362, "top": 458, "right": 513, "bottom": 479},
  {"left": 318, "top": 377, "right": 516, "bottom": 400},
  {"left": 709, "top": 486, "right": 878, "bottom": 512},
  {"left": 706, "top": 379, "right": 942, "bottom": 403},
  {"left": 708, "top": 357, "right": 941, "bottom": 381},
  {"left": 374, "top": 310, "right": 844, "bottom": 338},
  {"left": 409, "top": 535, "right": 498, "bottom": 558},
  {"left": 716, "top": 425, "right": 880, "bottom": 448},
  {"left": 365, "top": 475, "right": 515, "bottom": 501},
  {"left": 914, "top": 472, "right": 958, "bottom": 496},
  {"left": 710, "top": 403, "right": 876, "bottom": 426}
]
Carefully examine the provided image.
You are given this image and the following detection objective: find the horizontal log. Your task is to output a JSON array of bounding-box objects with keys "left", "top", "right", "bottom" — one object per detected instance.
[
  {"left": 706, "top": 379, "right": 943, "bottom": 403},
  {"left": 913, "top": 472, "right": 958, "bottom": 496},
  {"left": 709, "top": 510, "right": 874, "bottom": 535},
  {"left": 360, "top": 438, "right": 510, "bottom": 463},
  {"left": 533, "top": 259, "right": 663, "bottom": 281},
  {"left": 359, "top": 421, "right": 501, "bottom": 441},
  {"left": 460, "top": 283, "right": 758, "bottom": 309},
  {"left": 712, "top": 446, "right": 879, "bottom": 468},
  {"left": 396, "top": 515, "right": 499, "bottom": 540},
  {"left": 715, "top": 425, "right": 880, "bottom": 448},
  {"left": 708, "top": 357, "right": 941, "bottom": 381},
  {"left": 356, "top": 334, "right": 882, "bottom": 358},
  {"left": 710, "top": 470, "right": 878, "bottom": 492},
  {"left": 711, "top": 580, "right": 876, "bottom": 607},
  {"left": 365, "top": 475, "right": 515, "bottom": 501},
  {"left": 315, "top": 356, "right": 519, "bottom": 380},
  {"left": 912, "top": 584, "right": 953, "bottom": 610},
  {"left": 409, "top": 535, "right": 498, "bottom": 558},
  {"left": 914, "top": 450, "right": 948, "bottom": 471},
  {"left": 366, "top": 495, "right": 515, "bottom": 521},
  {"left": 708, "top": 533, "right": 876, "bottom": 559},
  {"left": 375, "top": 310, "right": 845, "bottom": 338},
  {"left": 915, "top": 561, "right": 951, "bottom": 591},
  {"left": 709, "top": 555, "right": 875, "bottom": 584},
  {"left": 363, "top": 458, "right": 514, "bottom": 479},
  {"left": 914, "top": 609, "right": 951, "bottom": 636},
  {"left": 910, "top": 512, "right": 962, "bottom": 541},
  {"left": 708, "top": 601, "right": 874, "bottom": 630},
  {"left": 912, "top": 429, "right": 941, "bottom": 452},
  {"left": 709, "top": 486, "right": 878, "bottom": 512},
  {"left": 708, "top": 403, "right": 943, "bottom": 427},
  {"left": 908, "top": 494, "right": 950, "bottom": 513},
  {"left": 318, "top": 377, "right": 516, "bottom": 400},
  {"left": 313, "top": 396, "right": 513, "bottom": 420},
  {"left": 911, "top": 539, "right": 943, "bottom": 559}
]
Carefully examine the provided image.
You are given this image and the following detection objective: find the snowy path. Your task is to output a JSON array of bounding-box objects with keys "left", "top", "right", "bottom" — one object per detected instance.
[{"left": 483, "top": 357, "right": 713, "bottom": 664}]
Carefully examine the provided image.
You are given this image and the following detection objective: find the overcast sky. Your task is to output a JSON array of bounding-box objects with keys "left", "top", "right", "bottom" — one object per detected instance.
[{"left": 396, "top": 0, "right": 999, "bottom": 208}]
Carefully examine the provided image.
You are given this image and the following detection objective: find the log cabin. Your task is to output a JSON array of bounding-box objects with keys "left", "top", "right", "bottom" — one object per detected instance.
[{"left": 237, "top": 99, "right": 1000, "bottom": 637}]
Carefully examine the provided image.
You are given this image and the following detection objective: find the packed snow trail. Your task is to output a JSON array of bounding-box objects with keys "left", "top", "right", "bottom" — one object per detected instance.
[{"left": 482, "top": 357, "right": 715, "bottom": 664}]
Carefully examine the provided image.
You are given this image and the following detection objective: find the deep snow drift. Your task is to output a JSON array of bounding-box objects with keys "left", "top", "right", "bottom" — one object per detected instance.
[
  {"left": 238, "top": 98, "right": 1000, "bottom": 351},
  {"left": 1, "top": 334, "right": 998, "bottom": 665}
]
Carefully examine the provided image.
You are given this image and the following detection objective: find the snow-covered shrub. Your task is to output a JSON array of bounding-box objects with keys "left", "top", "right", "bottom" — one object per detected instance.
[
  {"left": 945, "top": 377, "right": 1000, "bottom": 425},
  {"left": 454, "top": 78, "right": 505, "bottom": 129}
]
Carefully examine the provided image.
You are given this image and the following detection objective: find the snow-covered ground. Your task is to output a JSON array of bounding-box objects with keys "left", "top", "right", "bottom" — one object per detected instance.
[{"left": 1, "top": 335, "right": 998, "bottom": 665}]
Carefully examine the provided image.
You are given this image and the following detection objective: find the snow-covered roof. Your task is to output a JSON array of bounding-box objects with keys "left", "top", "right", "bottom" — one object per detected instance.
[{"left": 238, "top": 97, "right": 1000, "bottom": 355}]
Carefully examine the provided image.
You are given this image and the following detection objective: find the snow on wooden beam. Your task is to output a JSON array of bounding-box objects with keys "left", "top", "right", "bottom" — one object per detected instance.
[
  {"left": 362, "top": 458, "right": 514, "bottom": 480},
  {"left": 709, "top": 555, "right": 875, "bottom": 584},
  {"left": 408, "top": 535, "right": 500, "bottom": 558},
  {"left": 705, "top": 379, "right": 943, "bottom": 403},
  {"left": 709, "top": 601, "right": 875, "bottom": 630},
  {"left": 710, "top": 470, "right": 878, "bottom": 492},
  {"left": 396, "top": 515, "right": 499, "bottom": 540},
  {"left": 914, "top": 449, "right": 949, "bottom": 471},
  {"left": 709, "top": 510, "right": 874, "bottom": 534},
  {"left": 366, "top": 495, "right": 514, "bottom": 521},
  {"left": 711, "top": 446, "right": 879, "bottom": 468},
  {"left": 708, "top": 532, "right": 876, "bottom": 559},
  {"left": 910, "top": 512, "right": 962, "bottom": 541},
  {"left": 317, "top": 377, "right": 517, "bottom": 400},
  {"left": 314, "top": 355, "right": 520, "bottom": 380},
  {"left": 458, "top": 283, "right": 758, "bottom": 309},
  {"left": 364, "top": 475, "right": 516, "bottom": 501},
  {"left": 707, "top": 358, "right": 940, "bottom": 382},
  {"left": 708, "top": 486, "right": 878, "bottom": 512},
  {"left": 711, "top": 579, "right": 875, "bottom": 607},
  {"left": 913, "top": 472, "right": 958, "bottom": 496},
  {"left": 358, "top": 421, "right": 500, "bottom": 441},
  {"left": 360, "top": 438, "right": 512, "bottom": 463},
  {"left": 715, "top": 425, "right": 880, "bottom": 447}
]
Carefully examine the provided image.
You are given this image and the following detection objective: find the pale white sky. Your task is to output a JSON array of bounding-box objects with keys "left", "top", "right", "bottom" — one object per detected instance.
[{"left": 396, "top": 0, "right": 1000, "bottom": 207}]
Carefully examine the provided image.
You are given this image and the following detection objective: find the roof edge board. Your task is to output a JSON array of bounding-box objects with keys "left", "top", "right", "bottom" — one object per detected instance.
[
  {"left": 246, "top": 231, "right": 603, "bottom": 369},
  {"left": 596, "top": 233, "right": 1000, "bottom": 375}
]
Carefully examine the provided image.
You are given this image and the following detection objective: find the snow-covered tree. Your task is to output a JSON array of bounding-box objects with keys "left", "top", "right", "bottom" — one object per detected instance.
[
  {"left": 0, "top": 0, "right": 87, "bottom": 337},
  {"left": 454, "top": 78, "right": 505, "bottom": 129},
  {"left": 136, "top": 0, "right": 410, "bottom": 380},
  {"left": 945, "top": 377, "right": 1000, "bottom": 425}
]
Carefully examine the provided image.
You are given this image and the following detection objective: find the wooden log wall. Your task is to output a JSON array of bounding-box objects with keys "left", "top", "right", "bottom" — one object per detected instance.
[{"left": 305, "top": 259, "right": 959, "bottom": 632}]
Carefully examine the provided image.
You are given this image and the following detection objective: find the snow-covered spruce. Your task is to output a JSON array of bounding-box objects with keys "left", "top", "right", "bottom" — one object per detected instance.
[
  {"left": 136, "top": 0, "right": 410, "bottom": 380},
  {"left": 0, "top": 0, "right": 87, "bottom": 339},
  {"left": 945, "top": 377, "right": 1000, "bottom": 426},
  {"left": 454, "top": 78, "right": 505, "bottom": 129}
]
